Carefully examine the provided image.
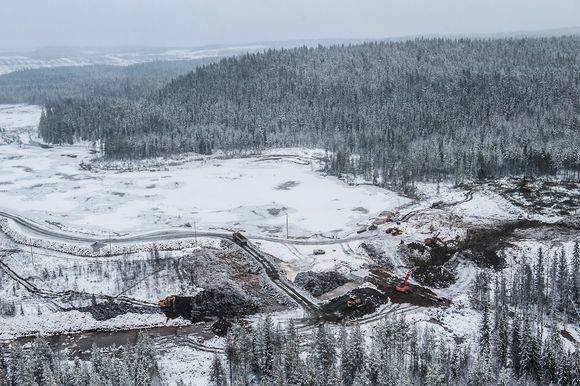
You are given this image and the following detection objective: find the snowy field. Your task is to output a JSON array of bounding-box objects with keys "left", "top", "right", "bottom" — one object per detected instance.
[{"left": 0, "top": 106, "right": 408, "bottom": 238}]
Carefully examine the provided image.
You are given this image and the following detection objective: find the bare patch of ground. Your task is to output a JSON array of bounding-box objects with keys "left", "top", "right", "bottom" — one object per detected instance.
[
  {"left": 275, "top": 180, "right": 301, "bottom": 190},
  {"left": 267, "top": 207, "right": 287, "bottom": 216},
  {"left": 368, "top": 268, "right": 450, "bottom": 307}
]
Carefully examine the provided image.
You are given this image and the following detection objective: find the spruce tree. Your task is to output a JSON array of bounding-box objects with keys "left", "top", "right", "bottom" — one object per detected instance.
[
  {"left": 209, "top": 354, "right": 228, "bottom": 386},
  {"left": 479, "top": 300, "right": 492, "bottom": 355},
  {"left": 572, "top": 241, "right": 580, "bottom": 306},
  {"left": 284, "top": 320, "right": 301, "bottom": 385},
  {"left": 313, "top": 325, "right": 337, "bottom": 386},
  {"left": 510, "top": 313, "right": 522, "bottom": 377},
  {"left": 341, "top": 325, "right": 365, "bottom": 386},
  {"left": 494, "top": 306, "right": 509, "bottom": 367}
]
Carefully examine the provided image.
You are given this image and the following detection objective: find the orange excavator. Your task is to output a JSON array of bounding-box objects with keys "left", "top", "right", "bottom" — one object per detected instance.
[
  {"left": 395, "top": 268, "right": 415, "bottom": 293},
  {"left": 424, "top": 233, "right": 459, "bottom": 248},
  {"left": 424, "top": 233, "right": 448, "bottom": 248}
]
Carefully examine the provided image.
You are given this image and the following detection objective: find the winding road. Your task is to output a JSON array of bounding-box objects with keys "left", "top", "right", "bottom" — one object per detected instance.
[{"left": 0, "top": 209, "right": 374, "bottom": 251}]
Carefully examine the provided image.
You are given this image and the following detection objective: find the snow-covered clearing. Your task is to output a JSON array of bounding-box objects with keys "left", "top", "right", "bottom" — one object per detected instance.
[{"left": 0, "top": 105, "right": 408, "bottom": 238}]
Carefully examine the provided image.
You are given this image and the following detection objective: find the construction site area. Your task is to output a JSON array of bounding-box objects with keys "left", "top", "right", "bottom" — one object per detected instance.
[
  {"left": 3, "top": 176, "right": 578, "bottom": 351},
  {"left": 1, "top": 132, "right": 579, "bottom": 383}
]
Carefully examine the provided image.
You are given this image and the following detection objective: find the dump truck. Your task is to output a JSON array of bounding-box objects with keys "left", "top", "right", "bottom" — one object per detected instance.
[{"left": 233, "top": 232, "right": 248, "bottom": 246}]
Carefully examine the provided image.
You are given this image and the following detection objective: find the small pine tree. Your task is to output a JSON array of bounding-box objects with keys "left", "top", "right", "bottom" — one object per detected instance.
[
  {"left": 494, "top": 306, "right": 509, "bottom": 367},
  {"left": 479, "top": 300, "right": 492, "bottom": 355},
  {"left": 510, "top": 313, "right": 522, "bottom": 377},
  {"left": 284, "top": 320, "right": 300, "bottom": 385},
  {"left": 209, "top": 354, "right": 228, "bottom": 386}
]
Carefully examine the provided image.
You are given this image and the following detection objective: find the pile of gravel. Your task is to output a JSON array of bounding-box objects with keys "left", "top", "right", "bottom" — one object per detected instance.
[{"left": 294, "top": 271, "right": 349, "bottom": 297}]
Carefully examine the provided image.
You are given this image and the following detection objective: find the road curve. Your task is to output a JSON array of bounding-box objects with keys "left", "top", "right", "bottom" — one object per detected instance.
[{"left": 0, "top": 209, "right": 373, "bottom": 248}]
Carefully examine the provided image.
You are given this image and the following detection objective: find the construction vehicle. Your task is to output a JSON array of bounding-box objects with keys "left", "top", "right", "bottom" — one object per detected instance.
[
  {"left": 159, "top": 295, "right": 193, "bottom": 319},
  {"left": 385, "top": 227, "right": 403, "bottom": 236},
  {"left": 395, "top": 268, "right": 415, "bottom": 293},
  {"left": 425, "top": 234, "right": 460, "bottom": 250},
  {"left": 424, "top": 233, "right": 449, "bottom": 248},
  {"left": 232, "top": 232, "right": 248, "bottom": 246},
  {"left": 347, "top": 294, "right": 364, "bottom": 308}
]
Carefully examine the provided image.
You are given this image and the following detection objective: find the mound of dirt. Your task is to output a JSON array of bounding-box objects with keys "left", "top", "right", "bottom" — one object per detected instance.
[
  {"left": 76, "top": 301, "right": 157, "bottom": 321},
  {"left": 361, "top": 242, "right": 394, "bottom": 269},
  {"left": 212, "top": 319, "right": 233, "bottom": 337},
  {"left": 368, "top": 268, "right": 450, "bottom": 308},
  {"left": 456, "top": 221, "right": 541, "bottom": 270},
  {"left": 413, "top": 266, "right": 456, "bottom": 288},
  {"left": 190, "top": 284, "right": 259, "bottom": 322},
  {"left": 294, "top": 271, "right": 349, "bottom": 297}
]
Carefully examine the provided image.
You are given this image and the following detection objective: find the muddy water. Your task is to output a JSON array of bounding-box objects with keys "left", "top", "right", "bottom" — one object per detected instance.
[{"left": 8, "top": 323, "right": 213, "bottom": 358}]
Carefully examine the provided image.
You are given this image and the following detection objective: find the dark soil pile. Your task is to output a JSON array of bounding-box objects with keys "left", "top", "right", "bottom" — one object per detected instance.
[
  {"left": 321, "top": 287, "right": 384, "bottom": 322},
  {"left": 212, "top": 319, "right": 233, "bottom": 337},
  {"left": 76, "top": 301, "right": 157, "bottom": 321},
  {"left": 190, "top": 285, "right": 259, "bottom": 322},
  {"left": 294, "top": 271, "right": 349, "bottom": 297},
  {"left": 413, "top": 266, "right": 456, "bottom": 288},
  {"left": 368, "top": 268, "right": 451, "bottom": 308},
  {"left": 361, "top": 242, "right": 393, "bottom": 269},
  {"left": 456, "top": 221, "right": 545, "bottom": 270}
]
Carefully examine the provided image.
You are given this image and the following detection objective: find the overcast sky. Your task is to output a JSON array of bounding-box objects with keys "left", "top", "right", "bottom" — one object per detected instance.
[{"left": 1, "top": 0, "right": 580, "bottom": 50}]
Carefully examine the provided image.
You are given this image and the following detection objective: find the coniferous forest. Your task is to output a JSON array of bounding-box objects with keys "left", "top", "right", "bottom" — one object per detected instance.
[{"left": 37, "top": 37, "right": 580, "bottom": 187}]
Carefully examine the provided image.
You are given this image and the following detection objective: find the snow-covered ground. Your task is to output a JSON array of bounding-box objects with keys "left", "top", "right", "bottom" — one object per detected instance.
[
  {"left": 0, "top": 105, "right": 408, "bottom": 238},
  {"left": 1, "top": 105, "right": 579, "bottom": 385},
  {"left": 258, "top": 239, "right": 371, "bottom": 281},
  {"left": 0, "top": 104, "right": 42, "bottom": 144}
]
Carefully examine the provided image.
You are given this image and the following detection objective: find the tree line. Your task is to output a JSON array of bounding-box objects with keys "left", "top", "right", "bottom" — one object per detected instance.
[
  {"left": 0, "top": 334, "right": 158, "bottom": 386},
  {"left": 38, "top": 37, "right": 580, "bottom": 187}
]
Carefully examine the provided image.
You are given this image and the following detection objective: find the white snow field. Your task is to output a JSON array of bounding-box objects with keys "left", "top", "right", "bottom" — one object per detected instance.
[{"left": 0, "top": 105, "right": 408, "bottom": 238}]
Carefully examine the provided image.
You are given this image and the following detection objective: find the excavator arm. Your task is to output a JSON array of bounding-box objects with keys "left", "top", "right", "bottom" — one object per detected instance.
[{"left": 395, "top": 268, "right": 415, "bottom": 293}]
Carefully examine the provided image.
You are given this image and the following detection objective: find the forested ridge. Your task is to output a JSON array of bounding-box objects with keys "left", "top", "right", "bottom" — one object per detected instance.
[
  {"left": 0, "top": 58, "right": 218, "bottom": 105},
  {"left": 39, "top": 37, "right": 580, "bottom": 186}
]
